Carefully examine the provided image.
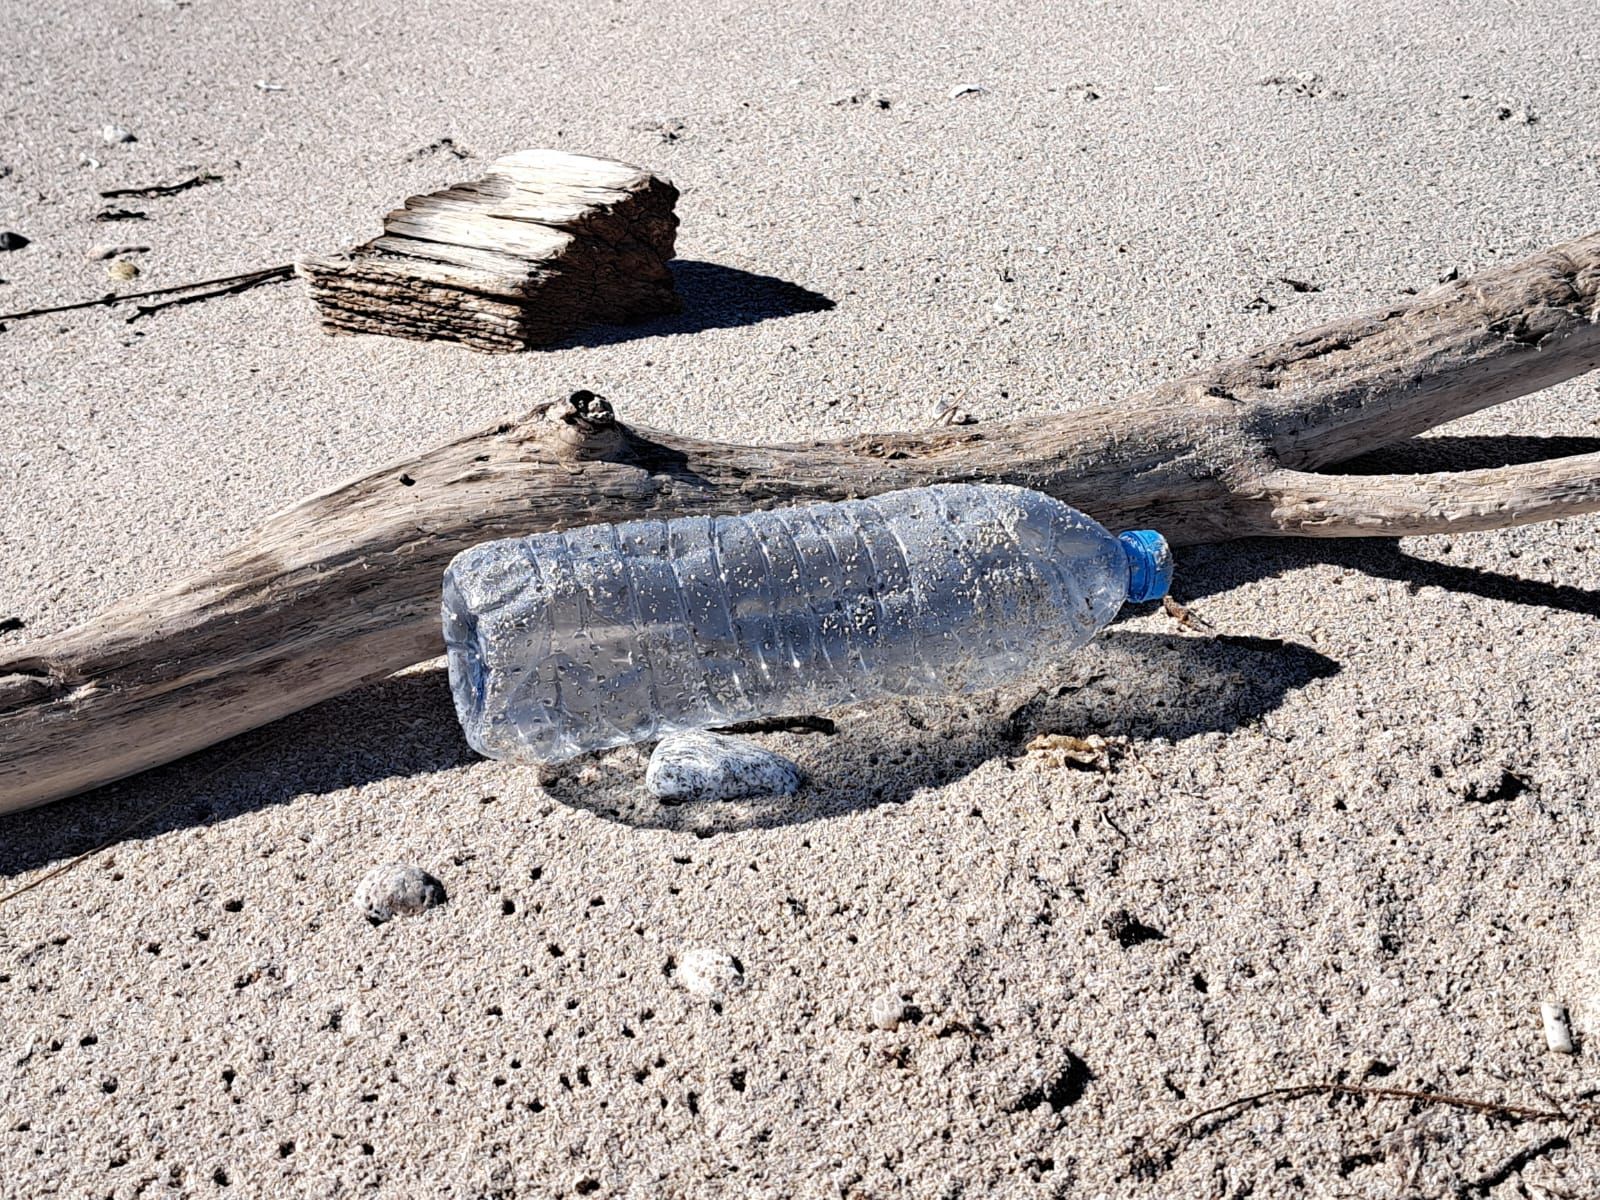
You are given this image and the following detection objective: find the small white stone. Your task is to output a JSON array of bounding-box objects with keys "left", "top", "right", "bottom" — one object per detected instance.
[
  {"left": 353, "top": 864, "right": 446, "bottom": 924},
  {"left": 1542, "top": 1001, "right": 1576, "bottom": 1054},
  {"left": 646, "top": 731, "right": 802, "bottom": 803},
  {"left": 101, "top": 125, "right": 136, "bottom": 145},
  {"left": 870, "top": 990, "right": 909, "bottom": 1031},
  {"left": 677, "top": 947, "right": 744, "bottom": 998}
]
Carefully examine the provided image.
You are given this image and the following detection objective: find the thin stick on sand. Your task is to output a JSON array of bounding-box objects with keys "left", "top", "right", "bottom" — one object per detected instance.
[
  {"left": 1179, "top": 1082, "right": 1573, "bottom": 1134},
  {"left": 0, "top": 264, "right": 294, "bottom": 327}
]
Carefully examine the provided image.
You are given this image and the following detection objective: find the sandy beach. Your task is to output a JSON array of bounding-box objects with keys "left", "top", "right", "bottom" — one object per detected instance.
[{"left": 4, "top": 0, "right": 1600, "bottom": 1194}]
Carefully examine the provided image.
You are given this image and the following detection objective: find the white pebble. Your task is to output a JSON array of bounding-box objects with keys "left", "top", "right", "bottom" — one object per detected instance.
[
  {"left": 870, "top": 990, "right": 909, "bottom": 1031},
  {"left": 353, "top": 864, "right": 447, "bottom": 924},
  {"left": 677, "top": 947, "right": 744, "bottom": 998},
  {"left": 1542, "top": 1001, "right": 1576, "bottom": 1054},
  {"left": 646, "top": 731, "right": 802, "bottom": 803},
  {"left": 101, "top": 125, "right": 136, "bottom": 145}
]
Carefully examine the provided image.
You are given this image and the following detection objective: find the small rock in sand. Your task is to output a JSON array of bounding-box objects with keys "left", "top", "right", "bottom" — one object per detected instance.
[
  {"left": 948, "top": 84, "right": 986, "bottom": 99},
  {"left": 646, "top": 731, "right": 802, "bottom": 804},
  {"left": 101, "top": 125, "right": 137, "bottom": 145},
  {"left": 1542, "top": 1001, "right": 1576, "bottom": 1054},
  {"left": 1259, "top": 71, "right": 1342, "bottom": 100},
  {"left": 353, "top": 864, "right": 447, "bottom": 924},
  {"left": 1494, "top": 103, "right": 1537, "bottom": 126},
  {"left": 0, "top": 231, "right": 29, "bottom": 251},
  {"left": 1026, "top": 732, "right": 1124, "bottom": 772},
  {"left": 870, "top": 990, "right": 912, "bottom": 1031},
  {"left": 831, "top": 90, "right": 891, "bottom": 110},
  {"left": 676, "top": 947, "right": 744, "bottom": 998},
  {"left": 106, "top": 261, "right": 139, "bottom": 281}
]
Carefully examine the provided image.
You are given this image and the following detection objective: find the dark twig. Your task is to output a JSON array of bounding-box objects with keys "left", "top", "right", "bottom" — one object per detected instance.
[
  {"left": 98, "top": 172, "right": 222, "bottom": 199},
  {"left": 124, "top": 267, "right": 294, "bottom": 323},
  {"left": 1130, "top": 1083, "right": 1583, "bottom": 1184},
  {"left": 1457, "top": 1135, "right": 1571, "bottom": 1198},
  {"left": 1179, "top": 1083, "right": 1572, "bottom": 1136},
  {"left": 0, "top": 264, "right": 293, "bottom": 327},
  {"left": 712, "top": 715, "right": 837, "bottom": 736}
]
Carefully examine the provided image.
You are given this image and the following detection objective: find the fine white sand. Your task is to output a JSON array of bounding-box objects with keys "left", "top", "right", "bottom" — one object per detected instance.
[{"left": 4, "top": 0, "right": 1600, "bottom": 1195}]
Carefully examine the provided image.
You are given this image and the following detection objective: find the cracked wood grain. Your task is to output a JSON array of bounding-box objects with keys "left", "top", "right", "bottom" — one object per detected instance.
[{"left": 2, "top": 233, "right": 1598, "bottom": 812}]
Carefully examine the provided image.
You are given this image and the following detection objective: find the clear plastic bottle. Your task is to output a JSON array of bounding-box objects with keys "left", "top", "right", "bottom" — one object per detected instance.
[{"left": 442, "top": 483, "right": 1172, "bottom": 762}]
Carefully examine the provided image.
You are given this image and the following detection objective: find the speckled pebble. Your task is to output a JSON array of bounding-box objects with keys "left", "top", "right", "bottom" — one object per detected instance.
[
  {"left": 106, "top": 260, "right": 139, "bottom": 281},
  {"left": 676, "top": 947, "right": 744, "bottom": 998},
  {"left": 353, "top": 864, "right": 447, "bottom": 924},
  {"left": 645, "top": 732, "right": 802, "bottom": 803},
  {"left": 1543, "top": 1001, "right": 1576, "bottom": 1054}
]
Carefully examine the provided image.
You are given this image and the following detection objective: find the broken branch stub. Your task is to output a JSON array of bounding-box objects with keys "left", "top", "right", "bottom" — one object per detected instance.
[
  {"left": 296, "top": 149, "right": 680, "bottom": 351},
  {"left": 2, "top": 232, "right": 1599, "bottom": 813}
]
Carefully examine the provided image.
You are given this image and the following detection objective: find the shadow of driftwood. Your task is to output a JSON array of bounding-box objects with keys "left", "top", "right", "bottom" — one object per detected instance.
[
  {"left": 0, "top": 670, "right": 476, "bottom": 881},
  {"left": 0, "top": 628, "right": 1336, "bottom": 874},
  {"left": 1333, "top": 434, "right": 1600, "bottom": 475},
  {"left": 553, "top": 259, "right": 835, "bottom": 349},
  {"left": 7, "top": 433, "right": 1598, "bottom": 870},
  {"left": 1180, "top": 534, "right": 1600, "bottom": 620}
]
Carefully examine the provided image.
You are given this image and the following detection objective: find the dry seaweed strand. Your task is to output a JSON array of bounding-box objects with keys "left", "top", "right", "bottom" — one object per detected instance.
[
  {"left": 1178, "top": 1082, "right": 1573, "bottom": 1134},
  {"left": 1122, "top": 1081, "right": 1587, "bottom": 1185},
  {"left": 1122, "top": 1081, "right": 1590, "bottom": 1189},
  {"left": 97, "top": 172, "right": 222, "bottom": 199}
]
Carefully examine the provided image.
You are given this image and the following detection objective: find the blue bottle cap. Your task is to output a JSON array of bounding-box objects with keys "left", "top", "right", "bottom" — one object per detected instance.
[{"left": 1119, "top": 530, "right": 1173, "bottom": 603}]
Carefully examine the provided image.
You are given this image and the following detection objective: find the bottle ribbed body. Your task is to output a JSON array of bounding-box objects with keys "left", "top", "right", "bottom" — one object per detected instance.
[{"left": 443, "top": 483, "right": 1134, "bottom": 763}]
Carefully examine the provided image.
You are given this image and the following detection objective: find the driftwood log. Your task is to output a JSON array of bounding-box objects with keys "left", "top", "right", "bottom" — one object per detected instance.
[
  {"left": 296, "top": 150, "right": 680, "bottom": 351},
  {"left": 3, "top": 233, "right": 1599, "bottom": 814}
]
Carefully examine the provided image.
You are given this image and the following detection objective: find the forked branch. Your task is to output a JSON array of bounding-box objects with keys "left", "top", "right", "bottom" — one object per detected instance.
[
  {"left": 1240, "top": 450, "right": 1600, "bottom": 537},
  {"left": 1, "top": 231, "right": 1598, "bottom": 813}
]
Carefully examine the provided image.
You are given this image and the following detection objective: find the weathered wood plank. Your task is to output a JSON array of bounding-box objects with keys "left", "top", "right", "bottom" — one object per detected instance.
[{"left": 297, "top": 149, "right": 680, "bottom": 351}]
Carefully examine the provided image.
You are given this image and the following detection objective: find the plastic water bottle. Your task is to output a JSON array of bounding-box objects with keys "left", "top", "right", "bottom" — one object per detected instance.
[{"left": 442, "top": 483, "right": 1172, "bottom": 763}]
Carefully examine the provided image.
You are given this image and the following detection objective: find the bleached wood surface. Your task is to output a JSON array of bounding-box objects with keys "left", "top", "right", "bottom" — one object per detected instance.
[
  {"left": 2, "top": 232, "right": 1598, "bottom": 813},
  {"left": 297, "top": 149, "right": 680, "bottom": 351}
]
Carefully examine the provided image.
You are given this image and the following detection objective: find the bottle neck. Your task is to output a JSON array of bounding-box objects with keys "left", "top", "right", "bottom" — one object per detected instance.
[{"left": 1118, "top": 530, "right": 1173, "bottom": 602}]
